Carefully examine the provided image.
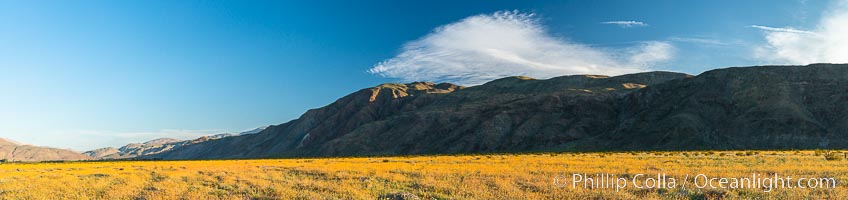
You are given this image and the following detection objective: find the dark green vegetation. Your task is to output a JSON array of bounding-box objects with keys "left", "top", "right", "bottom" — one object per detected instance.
[{"left": 136, "top": 64, "right": 848, "bottom": 160}]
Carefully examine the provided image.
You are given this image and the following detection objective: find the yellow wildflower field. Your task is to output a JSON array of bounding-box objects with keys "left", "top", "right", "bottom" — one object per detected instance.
[{"left": 1, "top": 151, "right": 846, "bottom": 199}]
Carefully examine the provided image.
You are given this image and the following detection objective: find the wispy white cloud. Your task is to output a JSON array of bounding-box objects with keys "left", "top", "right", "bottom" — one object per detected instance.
[
  {"left": 753, "top": 0, "right": 848, "bottom": 64},
  {"left": 601, "top": 20, "right": 649, "bottom": 28},
  {"left": 669, "top": 37, "right": 730, "bottom": 46},
  {"left": 627, "top": 41, "right": 675, "bottom": 67},
  {"left": 369, "top": 11, "right": 673, "bottom": 85},
  {"left": 750, "top": 25, "right": 816, "bottom": 34}
]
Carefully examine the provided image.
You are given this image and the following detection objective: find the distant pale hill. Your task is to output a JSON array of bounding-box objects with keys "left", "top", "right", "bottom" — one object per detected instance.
[
  {"left": 0, "top": 138, "right": 90, "bottom": 161},
  {"left": 85, "top": 126, "right": 268, "bottom": 159}
]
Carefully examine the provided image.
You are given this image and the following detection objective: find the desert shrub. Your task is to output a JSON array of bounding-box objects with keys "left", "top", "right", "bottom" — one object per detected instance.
[{"left": 824, "top": 152, "right": 844, "bottom": 161}]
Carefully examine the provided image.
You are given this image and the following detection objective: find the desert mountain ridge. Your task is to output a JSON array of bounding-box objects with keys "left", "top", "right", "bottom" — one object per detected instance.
[
  {"left": 83, "top": 126, "right": 269, "bottom": 159},
  {"left": 136, "top": 63, "right": 848, "bottom": 160},
  {"left": 0, "top": 138, "right": 91, "bottom": 161},
  {"left": 6, "top": 64, "right": 848, "bottom": 161},
  {"left": 0, "top": 126, "right": 270, "bottom": 161}
]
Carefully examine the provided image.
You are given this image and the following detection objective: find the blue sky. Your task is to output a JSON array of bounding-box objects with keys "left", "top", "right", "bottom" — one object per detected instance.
[{"left": 1, "top": 0, "right": 846, "bottom": 150}]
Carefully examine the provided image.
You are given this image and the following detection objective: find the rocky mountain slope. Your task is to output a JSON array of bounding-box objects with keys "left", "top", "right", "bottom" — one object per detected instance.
[
  {"left": 142, "top": 64, "right": 848, "bottom": 160},
  {"left": 84, "top": 138, "right": 184, "bottom": 159},
  {"left": 141, "top": 70, "right": 682, "bottom": 159},
  {"left": 590, "top": 64, "right": 848, "bottom": 150},
  {"left": 0, "top": 138, "right": 90, "bottom": 161}
]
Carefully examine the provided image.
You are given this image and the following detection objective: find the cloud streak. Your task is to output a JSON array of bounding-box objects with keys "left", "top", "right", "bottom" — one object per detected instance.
[
  {"left": 369, "top": 11, "right": 673, "bottom": 85},
  {"left": 753, "top": 0, "right": 848, "bottom": 64},
  {"left": 669, "top": 37, "right": 730, "bottom": 46},
  {"left": 601, "top": 21, "right": 649, "bottom": 28},
  {"left": 750, "top": 25, "right": 816, "bottom": 34}
]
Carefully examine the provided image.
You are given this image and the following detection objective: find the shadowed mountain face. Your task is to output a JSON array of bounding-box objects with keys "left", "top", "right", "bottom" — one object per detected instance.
[
  {"left": 143, "top": 64, "right": 848, "bottom": 160},
  {"left": 0, "top": 138, "right": 90, "bottom": 161},
  {"left": 593, "top": 64, "right": 848, "bottom": 150}
]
